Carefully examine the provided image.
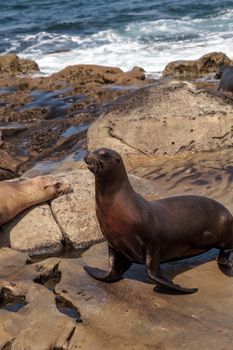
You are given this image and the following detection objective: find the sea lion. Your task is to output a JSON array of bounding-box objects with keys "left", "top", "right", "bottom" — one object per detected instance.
[
  {"left": 0, "top": 176, "right": 71, "bottom": 225},
  {"left": 215, "top": 64, "right": 233, "bottom": 92},
  {"left": 84, "top": 148, "right": 233, "bottom": 294}
]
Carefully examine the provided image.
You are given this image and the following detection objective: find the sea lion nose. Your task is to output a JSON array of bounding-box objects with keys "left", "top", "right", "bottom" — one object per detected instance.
[{"left": 84, "top": 151, "right": 94, "bottom": 164}]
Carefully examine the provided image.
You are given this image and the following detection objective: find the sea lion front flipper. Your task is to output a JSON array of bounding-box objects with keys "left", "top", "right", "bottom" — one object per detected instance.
[
  {"left": 84, "top": 245, "right": 132, "bottom": 283},
  {"left": 146, "top": 250, "right": 198, "bottom": 294},
  {"left": 84, "top": 265, "right": 122, "bottom": 282}
]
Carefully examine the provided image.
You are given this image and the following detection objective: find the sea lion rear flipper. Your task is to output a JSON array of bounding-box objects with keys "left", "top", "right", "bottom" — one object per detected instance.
[
  {"left": 146, "top": 251, "right": 197, "bottom": 294},
  {"left": 150, "top": 271, "right": 198, "bottom": 294}
]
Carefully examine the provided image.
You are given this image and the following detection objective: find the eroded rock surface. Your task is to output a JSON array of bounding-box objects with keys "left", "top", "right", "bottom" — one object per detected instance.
[
  {"left": 0, "top": 244, "right": 233, "bottom": 349},
  {"left": 163, "top": 52, "right": 232, "bottom": 79},
  {"left": 87, "top": 81, "right": 233, "bottom": 157},
  {"left": 0, "top": 251, "right": 76, "bottom": 350},
  {"left": 0, "top": 59, "right": 151, "bottom": 176}
]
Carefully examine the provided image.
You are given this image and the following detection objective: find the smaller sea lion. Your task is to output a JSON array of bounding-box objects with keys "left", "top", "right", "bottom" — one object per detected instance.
[
  {"left": 215, "top": 64, "right": 233, "bottom": 92},
  {"left": 84, "top": 148, "right": 233, "bottom": 294},
  {"left": 0, "top": 176, "right": 71, "bottom": 225}
]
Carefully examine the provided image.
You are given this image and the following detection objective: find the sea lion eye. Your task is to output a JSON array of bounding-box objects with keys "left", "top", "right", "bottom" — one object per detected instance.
[
  {"left": 99, "top": 150, "right": 108, "bottom": 158},
  {"left": 54, "top": 182, "right": 61, "bottom": 188}
]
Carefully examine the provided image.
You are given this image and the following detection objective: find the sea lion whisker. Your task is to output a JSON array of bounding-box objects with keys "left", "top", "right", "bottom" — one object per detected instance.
[
  {"left": 93, "top": 158, "right": 98, "bottom": 174},
  {"left": 95, "top": 158, "right": 104, "bottom": 171}
]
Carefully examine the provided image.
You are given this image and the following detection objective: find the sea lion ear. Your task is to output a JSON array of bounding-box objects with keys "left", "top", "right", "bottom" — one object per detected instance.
[
  {"left": 44, "top": 185, "right": 49, "bottom": 189},
  {"left": 116, "top": 158, "right": 120, "bottom": 163}
]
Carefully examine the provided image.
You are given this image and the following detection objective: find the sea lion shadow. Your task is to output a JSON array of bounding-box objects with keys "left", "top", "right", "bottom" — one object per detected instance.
[{"left": 124, "top": 249, "right": 220, "bottom": 287}]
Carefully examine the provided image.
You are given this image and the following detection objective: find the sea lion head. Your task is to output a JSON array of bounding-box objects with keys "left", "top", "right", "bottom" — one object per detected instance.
[
  {"left": 215, "top": 64, "right": 232, "bottom": 79},
  {"left": 84, "top": 148, "right": 124, "bottom": 178},
  {"left": 31, "top": 176, "right": 72, "bottom": 199}
]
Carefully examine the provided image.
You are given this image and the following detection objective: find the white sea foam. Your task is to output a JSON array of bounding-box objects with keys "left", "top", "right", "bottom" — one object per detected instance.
[{"left": 14, "top": 11, "right": 233, "bottom": 76}]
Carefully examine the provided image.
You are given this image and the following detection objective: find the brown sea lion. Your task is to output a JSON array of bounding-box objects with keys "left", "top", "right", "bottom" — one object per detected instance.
[
  {"left": 0, "top": 176, "right": 71, "bottom": 225},
  {"left": 215, "top": 64, "right": 233, "bottom": 92},
  {"left": 84, "top": 148, "right": 233, "bottom": 294}
]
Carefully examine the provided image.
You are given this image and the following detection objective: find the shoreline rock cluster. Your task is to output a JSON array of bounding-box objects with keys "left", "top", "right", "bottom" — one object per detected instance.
[
  {"left": 1, "top": 51, "right": 233, "bottom": 350},
  {"left": 0, "top": 51, "right": 232, "bottom": 181},
  {"left": 0, "top": 55, "right": 150, "bottom": 180},
  {"left": 1, "top": 50, "right": 233, "bottom": 255},
  {"left": 162, "top": 51, "right": 232, "bottom": 79}
]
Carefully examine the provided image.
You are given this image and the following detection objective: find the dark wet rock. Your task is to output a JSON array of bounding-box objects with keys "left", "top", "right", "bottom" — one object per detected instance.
[
  {"left": 0, "top": 54, "right": 39, "bottom": 75},
  {"left": 0, "top": 123, "right": 28, "bottom": 137},
  {"left": 87, "top": 81, "right": 233, "bottom": 157},
  {"left": 0, "top": 62, "right": 151, "bottom": 173},
  {"left": 0, "top": 167, "right": 17, "bottom": 181},
  {"left": 163, "top": 52, "right": 232, "bottom": 79}
]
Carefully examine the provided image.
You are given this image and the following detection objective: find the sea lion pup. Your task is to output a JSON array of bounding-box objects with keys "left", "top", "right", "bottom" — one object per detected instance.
[
  {"left": 215, "top": 64, "right": 233, "bottom": 92},
  {"left": 84, "top": 148, "right": 233, "bottom": 294},
  {"left": 0, "top": 176, "right": 71, "bottom": 225}
]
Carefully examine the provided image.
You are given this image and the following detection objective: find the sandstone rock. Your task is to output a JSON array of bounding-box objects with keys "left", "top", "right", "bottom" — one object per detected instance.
[
  {"left": 50, "top": 64, "right": 145, "bottom": 86},
  {"left": 1, "top": 204, "right": 63, "bottom": 256},
  {"left": 0, "top": 241, "right": 233, "bottom": 349},
  {"left": 87, "top": 81, "right": 233, "bottom": 156},
  {"left": 61, "top": 243, "right": 233, "bottom": 350},
  {"left": 0, "top": 254, "right": 77, "bottom": 350},
  {"left": 0, "top": 149, "right": 23, "bottom": 172},
  {"left": 51, "top": 170, "right": 160, "bottom": 249},
  {"left": 0, "top": 54, "right": 39, "bottom": 75},
  {"left": 0, "top": 247, "right": 30, "bottom": 278},
  {"left": 163, "top": 52, "right": 232, "bottom": 79},
  {"left": 0, "top": 171, "right": 159, "bottom": 255}
]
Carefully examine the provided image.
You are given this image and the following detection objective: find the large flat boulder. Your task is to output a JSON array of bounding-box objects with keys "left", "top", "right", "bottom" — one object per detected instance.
[
  {"left": 1, "top": 204, "right": 63, "bottom": 256},
  {"left": 87, "top": 81, "right": 233, "bottom": 157}
]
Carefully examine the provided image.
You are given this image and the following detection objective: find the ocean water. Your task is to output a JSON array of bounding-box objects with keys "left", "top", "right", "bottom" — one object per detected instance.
[{"left": 1, "top": 0, "right": 233, "bottom": 76}]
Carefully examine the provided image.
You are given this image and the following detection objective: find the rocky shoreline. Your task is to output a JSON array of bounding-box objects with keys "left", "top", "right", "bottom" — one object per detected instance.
[
  {"left": 0, "top": 51, "right": 231, "bottom": 180},
  {"left": 1, "top": 51, "right": 233, "bottom": 349}
]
